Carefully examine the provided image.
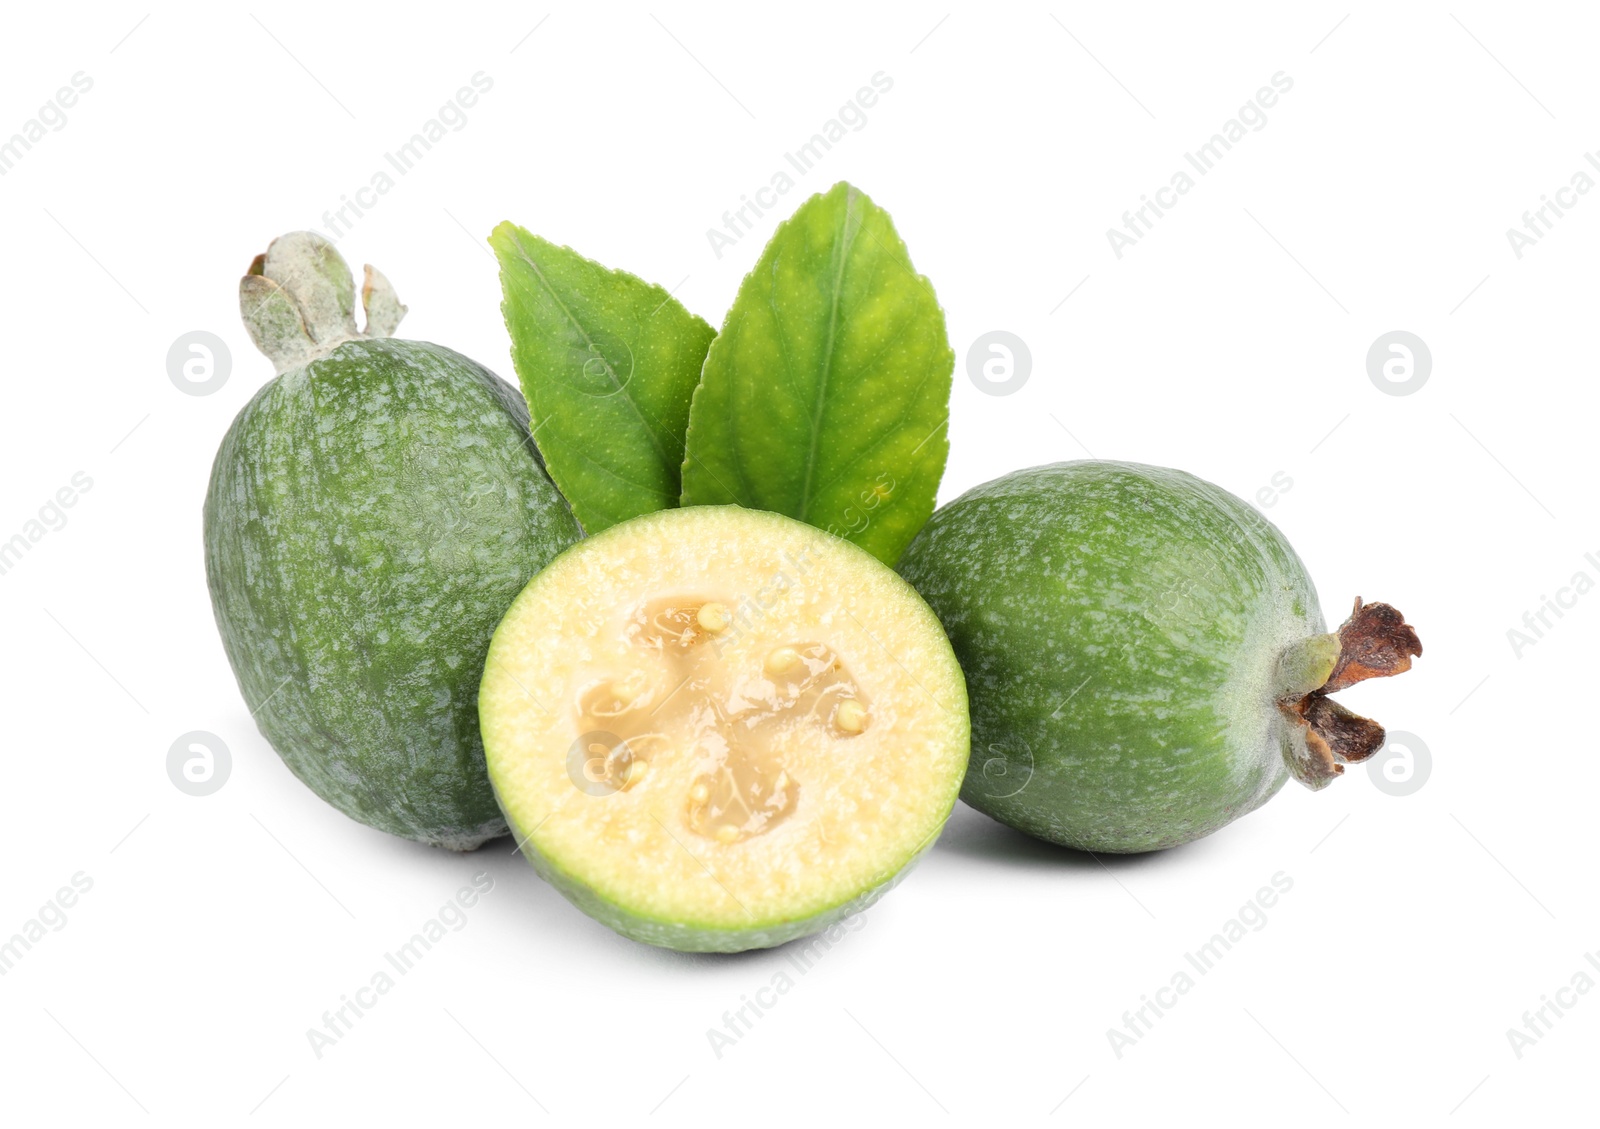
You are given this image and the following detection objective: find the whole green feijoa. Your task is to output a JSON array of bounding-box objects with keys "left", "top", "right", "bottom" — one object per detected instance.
[
  {"left": 204, "top": 232, "right": 582, "bottom": 849},
  {"left": 896, "top": 460, "right": 1421, "bottom": 853}
]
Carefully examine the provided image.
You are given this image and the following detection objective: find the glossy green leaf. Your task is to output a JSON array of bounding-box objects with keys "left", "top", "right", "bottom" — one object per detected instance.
[
  {"left": 491, "top": 222, "right": 716, "bottom": 533},
  {"left": 679, "top": 183, "right": 953, "bottom": 565}
]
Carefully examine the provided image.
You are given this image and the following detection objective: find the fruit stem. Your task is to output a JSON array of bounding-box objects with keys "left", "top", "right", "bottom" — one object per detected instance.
[
  {"left": 239, "top": 231, "right": 407, "bottom": 374},
  {"left": 1277, "top": 598, "right": 1422, "bottom": 790}
]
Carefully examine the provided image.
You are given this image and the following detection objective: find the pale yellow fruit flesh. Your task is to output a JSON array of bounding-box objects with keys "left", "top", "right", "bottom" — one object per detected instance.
[{"left": 479, "top": 506, "right": 969, "bottom": 940}]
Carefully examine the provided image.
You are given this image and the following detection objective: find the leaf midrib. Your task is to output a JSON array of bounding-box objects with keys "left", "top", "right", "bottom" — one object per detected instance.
[
  {"left": 796, "top": 187, "right": 862, "bottom": 522},
  {"left": 506, "top": 230, "right": 675, "bottom": 473}
]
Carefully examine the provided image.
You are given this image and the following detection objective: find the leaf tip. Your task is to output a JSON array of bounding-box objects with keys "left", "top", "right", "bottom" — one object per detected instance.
[{"left": 487, "top": 220, "right": 519, "bottom": 257}]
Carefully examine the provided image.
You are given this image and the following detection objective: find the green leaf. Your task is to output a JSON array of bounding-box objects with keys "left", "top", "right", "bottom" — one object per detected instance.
[
  {"left": 491, "top": 222, "right": 716, "bottom": 533},
  {"left": 679, "top": 183, "right": 953, "bottom": 566}
]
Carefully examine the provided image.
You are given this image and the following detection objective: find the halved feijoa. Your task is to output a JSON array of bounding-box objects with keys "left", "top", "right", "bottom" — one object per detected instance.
[{"left": 479, "top": 505, "right": 970, "bottom": 952}]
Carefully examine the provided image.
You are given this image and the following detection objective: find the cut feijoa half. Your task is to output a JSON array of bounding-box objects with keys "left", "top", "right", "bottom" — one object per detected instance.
[{"left": 479, "top": 505, "right": 970, "bottom": 951}]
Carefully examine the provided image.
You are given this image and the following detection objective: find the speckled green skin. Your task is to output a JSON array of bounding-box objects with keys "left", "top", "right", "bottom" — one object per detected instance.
[
  {"left": 204, "top": 339, "right": 582, "bottom": 848},
  {"left": 897, "top": 461, "right": 1325, "bottom": 853}
]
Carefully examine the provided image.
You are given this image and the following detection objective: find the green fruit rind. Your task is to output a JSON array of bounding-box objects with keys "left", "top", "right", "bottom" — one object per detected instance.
[
  {"left": 204, "top": 337, "right": 582, "bottom": 848},
  {"left": 897, "top": 460, "right": 1326, "bottom": 853}
]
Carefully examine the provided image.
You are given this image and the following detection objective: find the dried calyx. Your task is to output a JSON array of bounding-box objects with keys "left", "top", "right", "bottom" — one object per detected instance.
[
  {"left": 239, "top": 231, "right": 406, "bottom": 374},
  {"left": 1276, "top": 599, "right": 1423, "bottom": 789}
]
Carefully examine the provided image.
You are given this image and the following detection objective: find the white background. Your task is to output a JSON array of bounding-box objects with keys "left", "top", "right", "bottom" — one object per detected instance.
[{"left": 0, "top": 2, "right": 1591, "bottom": 1124}]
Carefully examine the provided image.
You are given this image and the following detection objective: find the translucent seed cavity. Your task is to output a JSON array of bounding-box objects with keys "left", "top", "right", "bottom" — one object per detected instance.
[
  {"left": 576, "top": 597, "right": 871, "bottom": 845},
  {"left": 685, "top": 756, "right": 800, "bottom": 845},
  {"left": 635, "top": 599, "right": 722, "bottom": 650},
  {"left": 578, "top": 673, "right": 652, "bottom": 720}
]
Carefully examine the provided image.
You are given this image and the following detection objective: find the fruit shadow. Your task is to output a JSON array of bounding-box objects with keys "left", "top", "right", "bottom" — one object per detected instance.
[{"left": 932, "top": 803, "right": 1184, "bottom": 872}]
